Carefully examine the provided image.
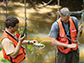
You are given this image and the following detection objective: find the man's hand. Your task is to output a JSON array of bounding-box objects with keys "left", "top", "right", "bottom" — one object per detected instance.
[
  {"left": 30, "top": 40, "right": 38, "bottom": 44},
  {"left": 67, "top": 44, "right": 77, "bottom": 48},
  {"left": 19, "top": 34, "right": 26, "bottom": 42},
  {"left": 78, "top": 24, "right": 83, "bottom": 32}
]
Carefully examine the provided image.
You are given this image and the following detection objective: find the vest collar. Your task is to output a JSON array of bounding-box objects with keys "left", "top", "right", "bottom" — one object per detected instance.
[{"left": 5, "top": 31, "right": 18, "bottom": 42}]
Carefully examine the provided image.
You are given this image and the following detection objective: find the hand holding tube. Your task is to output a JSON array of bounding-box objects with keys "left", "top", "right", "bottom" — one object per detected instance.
[{"left": 67, "top": 44, "right": 77, "bottom": 48}]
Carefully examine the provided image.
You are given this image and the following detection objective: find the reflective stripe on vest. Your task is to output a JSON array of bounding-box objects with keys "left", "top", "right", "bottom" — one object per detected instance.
[
  {"left": 57, "top": 17, "right": 78, "bottom": 54},
  {"left": 1, "top": 31, "right": 26, "bottom": 63}
]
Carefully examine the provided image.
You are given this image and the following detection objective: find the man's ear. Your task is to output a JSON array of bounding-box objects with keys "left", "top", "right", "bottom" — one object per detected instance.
[
  {"left": 59, "top": 15, "right": 61, "bottom": 17},
  {"left": 9, "top": 26, "right": 12, "bottom": 29}
]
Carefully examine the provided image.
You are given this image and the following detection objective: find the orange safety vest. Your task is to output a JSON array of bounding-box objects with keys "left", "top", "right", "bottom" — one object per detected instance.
[
  {"left": 57, "top": 17, "right": 78, "bottom": 54},
  {"left": 1, "top": 31, "right": 26, "bottom": 63}
]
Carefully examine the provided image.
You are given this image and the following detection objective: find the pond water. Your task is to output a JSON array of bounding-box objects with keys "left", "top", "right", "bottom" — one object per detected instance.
[
  {"left": 0, "top": 18, "right": 84, "bottom": 63},
  {"left": 0, "top": 1, "right": 84, "bottom": 63},
  {"left": 26, "top": 41, "right": 55, "bottom": 63},
  {"left": 26, "top": 41, "right": 84, "bottom": 63}
]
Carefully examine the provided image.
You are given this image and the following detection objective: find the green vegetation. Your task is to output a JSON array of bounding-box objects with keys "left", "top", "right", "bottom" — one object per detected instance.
[{"left": 0, "top": 58, "right": 10, "bottom": 63}]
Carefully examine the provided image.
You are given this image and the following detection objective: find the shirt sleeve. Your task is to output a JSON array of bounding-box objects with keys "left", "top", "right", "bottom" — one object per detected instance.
[
  {"left": 49, "top": 21, "right": 59, "bottom": 38},
  {"left": 1, "top": 38, "right": 14, "bottom": 55},
  {"left": 72, "top": 16, "right": 79, "bottom": 32}
]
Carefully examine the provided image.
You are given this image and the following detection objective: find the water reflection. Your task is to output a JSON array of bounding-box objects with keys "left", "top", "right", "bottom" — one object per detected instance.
[{"left": 26, "top": 42, "right": 55, "bottom": 63}]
